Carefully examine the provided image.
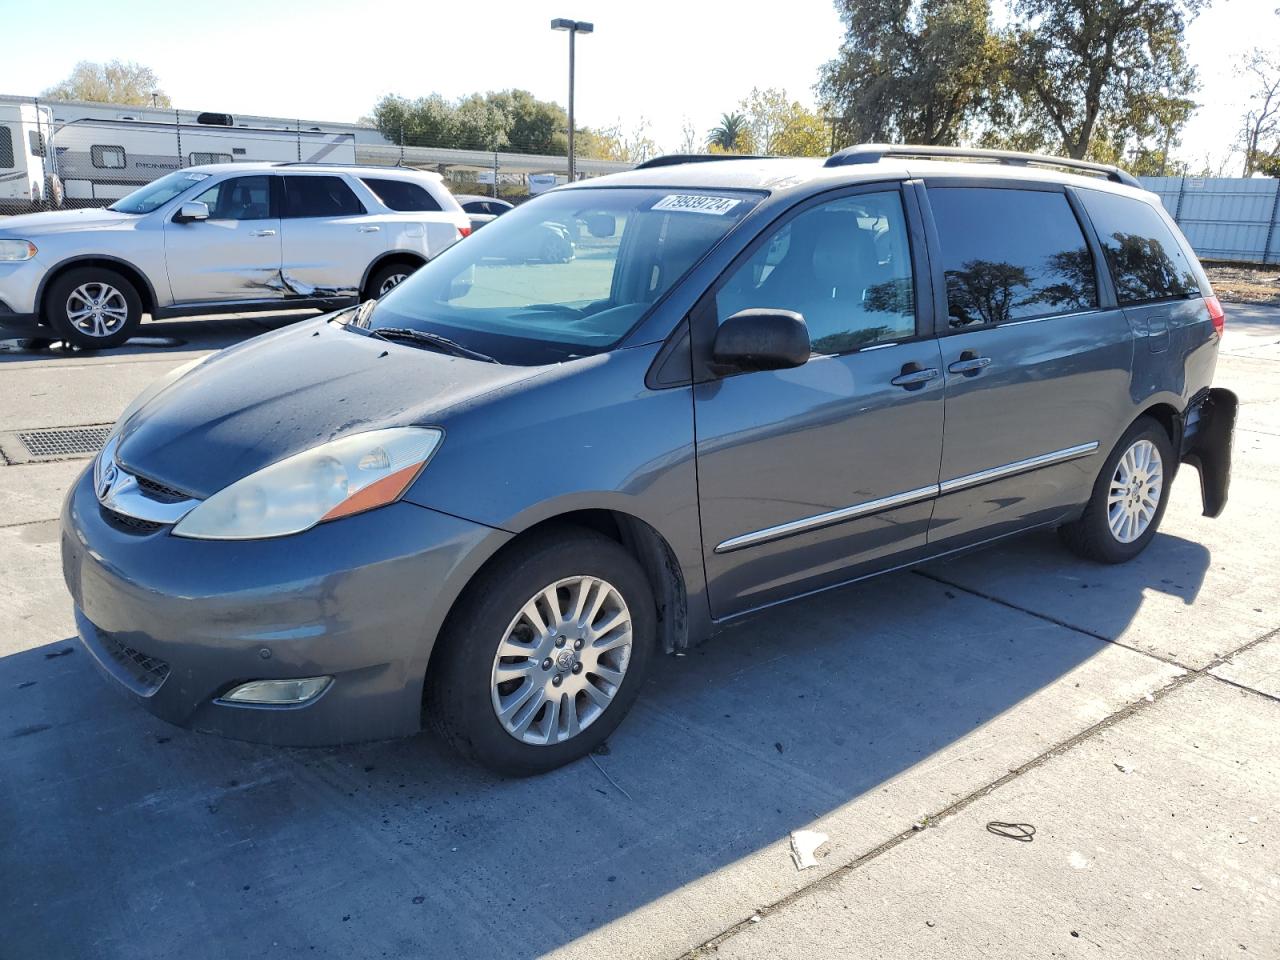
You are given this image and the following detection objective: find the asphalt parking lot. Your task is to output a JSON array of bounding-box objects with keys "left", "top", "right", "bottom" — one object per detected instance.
[{"left": 1, "top": 305, "right": 1277, "bottom": 960}]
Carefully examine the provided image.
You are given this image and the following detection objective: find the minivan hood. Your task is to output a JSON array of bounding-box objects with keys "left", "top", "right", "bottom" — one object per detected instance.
[
  {"left": 0, "top": 207, "right": 138, "bottom": 236},
  {"left": 116, "top": 319, "right": 544, "bottom": 499}
]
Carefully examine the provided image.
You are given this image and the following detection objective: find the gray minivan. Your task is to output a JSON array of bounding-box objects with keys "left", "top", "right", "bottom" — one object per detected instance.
[{"left": 61, "top": 145, "right": 1236, "bottom": 775}]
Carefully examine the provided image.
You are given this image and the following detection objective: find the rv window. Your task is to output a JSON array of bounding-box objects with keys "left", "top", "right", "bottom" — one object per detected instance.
[
  {"left": 0, "top": 129, "right": 13, "bottom": 169},
  {"left": 190, "top": 152, "right": 233, "bottom": 166},
  {"left": 91, "top": 145, "right": 127, "bottom": 169},
  {"left": 28, "top": 130, "right": 45, "bottom": 159}
]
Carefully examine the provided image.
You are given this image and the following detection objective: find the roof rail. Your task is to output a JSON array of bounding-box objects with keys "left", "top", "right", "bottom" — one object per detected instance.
[
  {"left": 272, "top": 160, "right": 390, "bottom": 168},
  {"left": 824, "top": 143, "right": 1142, "bottom": 188},
  {"left": 633, "top": 153, "right": 772, "bottom": 170}
]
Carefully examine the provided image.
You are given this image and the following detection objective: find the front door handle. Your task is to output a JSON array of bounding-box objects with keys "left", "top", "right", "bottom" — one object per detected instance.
[
  {"left": 948, "top": 354, "right": 992, "bottom": 375},
  {"left": 249, "top": 229, "right": 276, "bottom": 237},
  {"left": 358, "top": 225, "right": 382, "bottom": 233},
  {"left": 890, "top": 364, "right": 940, "bottom": 389}
]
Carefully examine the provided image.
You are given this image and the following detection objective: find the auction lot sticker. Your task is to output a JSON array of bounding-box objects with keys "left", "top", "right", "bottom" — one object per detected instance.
[{"left": 652, "top": 194, "right": 742, "bottom": 215}]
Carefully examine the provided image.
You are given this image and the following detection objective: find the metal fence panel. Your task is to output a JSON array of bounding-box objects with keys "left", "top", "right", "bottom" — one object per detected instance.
[{"left": 1140, "top": 175, "right": 1280, "bottom": 264}]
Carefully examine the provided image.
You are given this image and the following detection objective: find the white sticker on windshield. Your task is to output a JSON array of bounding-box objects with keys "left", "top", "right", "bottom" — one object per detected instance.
[{"left": 651, "top": 194, "right": 742, "bottom": 216}]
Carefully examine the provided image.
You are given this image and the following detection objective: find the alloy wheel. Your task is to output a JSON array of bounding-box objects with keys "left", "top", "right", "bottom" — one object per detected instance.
[
  {"left": 378, "top": 273, "right": 408, "bottom": 297},
  {"left": 490, "top": 575, "right": 634, "bottom": 746},
  {"left": 65, "top": 282, "right": 129, "bottom": 339},
  {"left": 1107, "top": 438, "right": 1164, "bottom": 543}
]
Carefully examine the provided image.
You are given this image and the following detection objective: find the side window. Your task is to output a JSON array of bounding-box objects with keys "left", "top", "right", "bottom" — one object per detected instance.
[
  {"left": 28, "top": 130, "right": 44, "bottom": 158},
  {"left": 189, "top": 152, "right": 232, "bottom": 166},
  {"left": 929, "top": 187, "right": 1098, "bottom": 327},
  {"left": 192, "top": 175, "right": 273, "bottom": 220},
  {"left": 360, "top": 177, "right": 442, "bottom": 212},
  {"left": 91, "top": 145, "right": 126, "bottom": 169},
  {"left": 715, "top": 191, "right": 916, "bottom": 355},
  {"left": 1078, "top": 189, "right": 1199, "bottom": 304},
  {"left": 282, "top": 175, "right": 365, "bottom": 218},
  {"left": 0, "top": 128, "right": 13, "bottom": 169}
]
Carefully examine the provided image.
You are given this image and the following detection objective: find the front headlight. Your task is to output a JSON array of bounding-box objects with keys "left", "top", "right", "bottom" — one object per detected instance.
[
  {"left": 172, "top": 427, "right": 443, "bottom": 541},
  {"left": 0, "top": 239, "right": 37, "bottom": 261}
]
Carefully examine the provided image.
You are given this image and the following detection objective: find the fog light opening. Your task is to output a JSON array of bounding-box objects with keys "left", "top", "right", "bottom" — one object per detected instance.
[{"left": 218, "top": 676, "right": 332, "bottom": 705}]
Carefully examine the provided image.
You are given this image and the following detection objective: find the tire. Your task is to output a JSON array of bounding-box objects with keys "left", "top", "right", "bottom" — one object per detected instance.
[
  {"left": 366, "top": 261, "right": 418, "bottom": 300},
  {"left": 425, "top": 526, "right": 657, "bottom": 776},
  {"left": 1059, "top": 417, "right": 1174, "bottom": 564},
  {"left": 45, "top": 267, "right": 142, "bottom": 350}
]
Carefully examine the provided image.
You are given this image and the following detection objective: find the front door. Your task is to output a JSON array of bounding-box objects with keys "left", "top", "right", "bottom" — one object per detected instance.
[
  {"left": 921, "top": 183, "right": 1134, "bottom": 547},
  {"left": 162, "top": 174, "right": 282, "bottom": 304},
  {"left": 694, "top": 185, "right": 945, "bottom": 619},
  {"left": 278, "top": 174, "right": 387, "bottom": 298}
]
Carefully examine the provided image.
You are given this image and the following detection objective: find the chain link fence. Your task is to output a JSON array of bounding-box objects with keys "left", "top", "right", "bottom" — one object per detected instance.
[{"left": 0, "top": 96, "right": 633, "bottom": 215}]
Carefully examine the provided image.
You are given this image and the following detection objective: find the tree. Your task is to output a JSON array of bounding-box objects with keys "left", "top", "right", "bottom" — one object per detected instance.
[
  {"left": 678, "top": 118, "right": 703, "bottom": 155},
  {"left": 1003, "top": 0, "right": 1203, "bottom": 160},
  {"left": 580, "top": 119, "right": 659, "bottom": 162},
  {"left": 707, "top": 112, "right": 748, "bottom": 151},
  {"left": 820, "top": 0, "right": 997, "bottom": 146},
  {"left": 42, "top": 60, "right": 171, "bottom": 107},
  {"left": 369, "top": 89, "right": 570, "bottom": 155},
  {"left": 1237, "top": 50, "right": 1280, "bottom": 176},
  {"left": 734, "top": 88, "right": 829, "bottom": 156}
]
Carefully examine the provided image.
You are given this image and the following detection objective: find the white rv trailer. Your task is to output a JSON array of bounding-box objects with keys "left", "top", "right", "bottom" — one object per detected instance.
[
  {"left": 0, "top": 101, "right": 56, "bottom": 212},
  {"left": 0, "top": 107, "right": 356, "bottom": 211},
  {"left": 50, "top": 118, "right": 356, "bottom": 205}
]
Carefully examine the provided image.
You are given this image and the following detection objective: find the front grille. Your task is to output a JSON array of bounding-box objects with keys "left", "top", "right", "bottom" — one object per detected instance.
[
  {"left": 101, "top": 506, "right": 165, "bottom": 535},
  {"left": 17, "top": 426, "right": 112, "bottom": 460},
  {"left": 135, "top": 474, "right": 192, "bottom": 503},
  {"left": 99, "top": 632, "right": 170, "bottom": 692}
]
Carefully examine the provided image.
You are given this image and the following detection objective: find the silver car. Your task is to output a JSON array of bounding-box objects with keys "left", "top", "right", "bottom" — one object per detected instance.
[{"left": 0, "top": 162, "right": 471, "bottom": 348}]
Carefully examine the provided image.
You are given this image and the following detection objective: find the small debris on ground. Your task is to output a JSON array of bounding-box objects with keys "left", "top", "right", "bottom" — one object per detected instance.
[
  {"left": 1114, "top": 762, "right": 1135, "bottom": 774},
  {"left": 789, "top": 830, "right": 829, "bottom": 869}
]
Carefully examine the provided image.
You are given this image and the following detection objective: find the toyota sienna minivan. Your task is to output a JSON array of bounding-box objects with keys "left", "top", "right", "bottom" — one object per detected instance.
[{"left": 62, "top": 145, "right": 1236, "bottom": 775}]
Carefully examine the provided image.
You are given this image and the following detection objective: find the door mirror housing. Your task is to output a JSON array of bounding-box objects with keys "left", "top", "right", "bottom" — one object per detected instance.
[
  {"left": 712, "top": 309, "right": 810, "bottom": 373},
  {"left": 174, "top": 201, "right": 210, "bottom": 224}
]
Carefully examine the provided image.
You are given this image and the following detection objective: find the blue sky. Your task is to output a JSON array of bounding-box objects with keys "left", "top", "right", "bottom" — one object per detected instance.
[{"left": 0, "top": 0, "right": 1275, "bottom": 168}]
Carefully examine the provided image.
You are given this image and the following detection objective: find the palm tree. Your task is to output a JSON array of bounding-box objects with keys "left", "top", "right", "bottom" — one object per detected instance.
[{"left": 706, "top": 112, "right": 747, "bottom": 151}]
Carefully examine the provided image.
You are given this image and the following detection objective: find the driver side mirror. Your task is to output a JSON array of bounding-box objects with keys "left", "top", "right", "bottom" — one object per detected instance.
[
  {"left": 174, "top": 201, "right": 209, "bottom": 224},
  {"left": 583, "top": 212, "right": 616, "bottom": 238},
  {"left": 712, "top": 309, "right": 810, "bottom": 373}
]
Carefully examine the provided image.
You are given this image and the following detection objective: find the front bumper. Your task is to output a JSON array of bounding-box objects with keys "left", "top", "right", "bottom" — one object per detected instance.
[{"left": 61, "top": 465, "right": 510, "bottom": 745}]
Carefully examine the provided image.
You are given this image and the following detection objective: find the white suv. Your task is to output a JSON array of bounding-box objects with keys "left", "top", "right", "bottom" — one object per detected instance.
[{"left": 0, "top": 163, "right": 471, "bottom": 348}]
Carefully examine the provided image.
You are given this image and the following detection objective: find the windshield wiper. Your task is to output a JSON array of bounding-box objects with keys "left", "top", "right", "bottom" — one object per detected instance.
[{"left": 369, "top": 327, "right": 499, "bottom": 364}]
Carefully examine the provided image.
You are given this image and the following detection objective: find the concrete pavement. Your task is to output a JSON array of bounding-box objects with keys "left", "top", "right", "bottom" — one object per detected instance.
[{"left": 1, "top": 306, "right": 1277, "bottom": 959}]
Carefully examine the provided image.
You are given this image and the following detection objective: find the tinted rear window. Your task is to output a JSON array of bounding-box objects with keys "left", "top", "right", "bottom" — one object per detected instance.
[
  {"left": 361, "top": 177, "right": 442, "bottom": 212},
  {"left": 282, "top": 175, "right": 365, "bottom": 218},
  {"left": 1078, "top": 189, "right": 1199, "bottom": 304},
  {"left": 929, "top": 187, "right": 1098, "bottom": 327}
]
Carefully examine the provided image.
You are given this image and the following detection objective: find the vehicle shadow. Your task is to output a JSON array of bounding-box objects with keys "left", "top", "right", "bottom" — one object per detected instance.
[
  {"left": 0, "top": 310, "right": 311, "bottom": 363},
  {"left": 0, "top": 531, "right": 1209, "bottom": 960}
]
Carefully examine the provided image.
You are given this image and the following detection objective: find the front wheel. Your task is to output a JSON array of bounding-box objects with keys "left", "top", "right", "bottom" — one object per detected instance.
[
  {"left": 426, "top": 527, "right": 656, "bottom": 775},
  {"left": 1059, "top": 418, "right": 1173, "bottom": 563},
  {"left": 45, "top": 267, "right": 142, "bottom": 350}
]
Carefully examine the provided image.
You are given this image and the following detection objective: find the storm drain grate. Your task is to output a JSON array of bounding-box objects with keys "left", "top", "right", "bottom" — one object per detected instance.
[{"left": 17, "top": 426, "right": 112, "bottom": 459}]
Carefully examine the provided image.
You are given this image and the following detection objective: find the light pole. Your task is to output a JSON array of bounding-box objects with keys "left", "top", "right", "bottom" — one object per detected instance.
[{"left": 551, "top": 18, "right": 593, "bottom": 183}]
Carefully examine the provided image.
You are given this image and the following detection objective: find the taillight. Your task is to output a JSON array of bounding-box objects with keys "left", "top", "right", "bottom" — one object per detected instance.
[
  {"left": 458, "top": 225, "right": 472, "bottom": 238},
  {"left": 1205, "top": 295, "right": 1225, "bottom": 337}
]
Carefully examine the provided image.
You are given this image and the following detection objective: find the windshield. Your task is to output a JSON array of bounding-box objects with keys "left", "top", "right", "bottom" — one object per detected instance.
[
  {"left": 108, "top": 170, "right": 212, "bottom": 214},
  {"left": 363, "top": 187, "right": 761, "bottom": 365}
]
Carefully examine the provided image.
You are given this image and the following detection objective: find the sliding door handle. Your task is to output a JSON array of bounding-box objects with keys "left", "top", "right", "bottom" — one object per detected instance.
[
  {"left": 890, "top": 365, "right": 940, "bottom": 389},
  {"left": 249, "top": 229, "right": 276, "bottom": 237}
]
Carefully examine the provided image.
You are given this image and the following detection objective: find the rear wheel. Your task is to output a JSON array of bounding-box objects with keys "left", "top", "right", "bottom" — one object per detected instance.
[
  {"left": 45, "top": 267, "right": 142, "bottom": 350},
  {"left": 1059, "top": 418, "right": 1173, "bottom": 563},
  {"left": 426, "top": 526, "right": 656, "bottom": 775},
  {"left": 367, "top": 261, "right": 419, "bottom": 300}
]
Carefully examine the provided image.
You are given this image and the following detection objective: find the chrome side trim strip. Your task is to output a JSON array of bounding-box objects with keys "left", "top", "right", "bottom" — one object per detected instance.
[
  {"left": 714, "top": 484, "right": 939, "bottom": 554},
  {"left": 712, "top": 441, "right": 1100, "bottom": 556},
  {"left": 938, "top": 441, "right": 1099, "bottom": 495}
]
